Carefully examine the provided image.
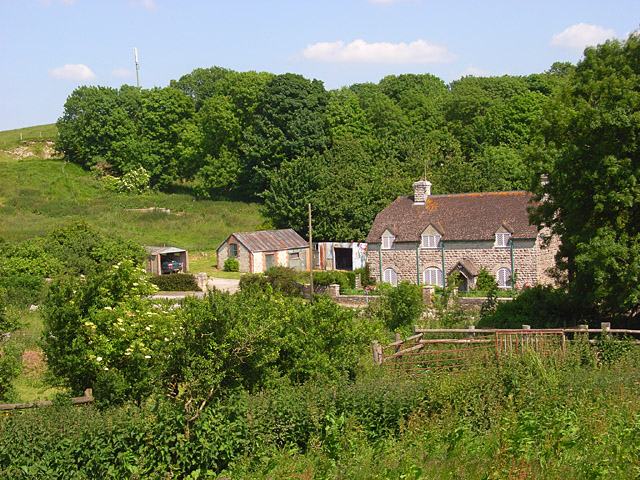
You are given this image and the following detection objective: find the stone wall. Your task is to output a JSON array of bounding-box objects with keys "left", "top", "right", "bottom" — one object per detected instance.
[{"left": 216, "top": 236, "right": 251, "bottom": 273}]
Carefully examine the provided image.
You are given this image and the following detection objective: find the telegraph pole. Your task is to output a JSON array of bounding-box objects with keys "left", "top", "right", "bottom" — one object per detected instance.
[
  {"left": 308, "top": 203, "right": 314, "bottom": 303},
  {"left": 134, "top": 47, "right": 140, "bottom": 88}
]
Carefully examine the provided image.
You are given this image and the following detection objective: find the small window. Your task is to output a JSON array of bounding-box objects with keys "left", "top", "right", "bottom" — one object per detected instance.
[
  {"left": 383, "top": 268, "right": 398, "bottom": 286},
  {"left": 229, "top": 243, "right": 238, "bottom": 257},
  {"left": 382, "top": 234, "right": 395, "bottom": 250},
  {"left": 421, "top": 234, "right": 441, "bottom": 249},
  {"left": 495, "top": 232, "right": 511, "bottom": 248},
  {"left": 497, "top": 267, "right": 511, "bottom": 288},
  {"left": 289, "top": 252, "right": 300, "bottom": 260},
  {"left": 423, "top": 267, "right": 443, "bottom": 287}
]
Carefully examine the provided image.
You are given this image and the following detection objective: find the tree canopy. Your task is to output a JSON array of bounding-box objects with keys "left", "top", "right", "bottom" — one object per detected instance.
[{"left": 531, "top": 34, "right": 640, "bottom": 324}]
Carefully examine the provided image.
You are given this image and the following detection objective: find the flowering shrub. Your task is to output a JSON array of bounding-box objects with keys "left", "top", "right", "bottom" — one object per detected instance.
[
  {"left": 41, "top": 259, "right": 178, "bottom": 405},
  {"left": 102, "top": 167, "right": 151, "bottom": 194}
]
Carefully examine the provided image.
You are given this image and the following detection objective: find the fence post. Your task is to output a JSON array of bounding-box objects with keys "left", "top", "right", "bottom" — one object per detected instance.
[
  {"left": 467, "top": 325, "right": 476, "bottom": 339},
  {"left": 522, "top": 324, "right": 530, "bottom": 349},
  {"left": 371, "top": 341, "right": 382, "bottom": 365},
  {"left": 601, "top": 322, "right": 611, "bottom": 336},
  {"left": 394, "top": 332, "right": 402, "bottom": 355}
]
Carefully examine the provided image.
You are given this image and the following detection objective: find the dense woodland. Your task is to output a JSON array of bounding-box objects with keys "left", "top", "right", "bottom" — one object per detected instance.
[{"left": 56, "top": 61, "right": 570, "bottom": 241}]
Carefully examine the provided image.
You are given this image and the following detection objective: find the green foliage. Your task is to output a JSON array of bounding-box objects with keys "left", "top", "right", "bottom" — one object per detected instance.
[
  {"left": 223, "top": 256, "right": 239, "bottom": 272},
  {"left": 313, "top": 270, "right": 356, "bottom": 289},
  {"left": 41, "top": 259, "right": 165, "bottom": 404},
  {"left": 0, "top": 275, "right": 46, "bottom": 310},
  {"left": 0, "top": 342, "right": 23, "bottom": 402},
  {"left": 238, "top": 273, "right": 269, "bottom": 291},
  {"left": 377, "top": 280, "right": 424, "bottom": 331},
  {"left": 4, "top": 347, "right": 640, "bottom": 479},
  {"left": 356, "top": 263, "right": 376, "bottom": 288},
  {"left": 476, "top": 267, "right": 497, "bottom": 291},
  {"left": 478, "top": 284, "right": 591, "bottom": 328},
  {"left": 101, "top": 166, "right": 151, "bottom": 194},
  {"left": 264, "top": 266, "right": 300, "bottom": 296},
  {"left": 150, "top": 273, "right": 199, "bottom": 292},
  {"left": 531, "top": 34, "right": 640, "bottom": 324}
]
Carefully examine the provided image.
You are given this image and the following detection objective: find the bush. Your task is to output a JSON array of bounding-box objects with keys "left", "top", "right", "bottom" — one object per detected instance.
[
  {"left": 239, "top": 273, "right": 270, "bottom": 292},
  {"left": 476, "top": 268, "right": 497, "bottom": 291},
  {"left": 313, "top": 270, "right": 356, "bottom": 289},
  {"left": 0, "top": 275, "right": 47, "bottom": 310},
  {"left": 150, "top": 273, "right": 199, "bottom": 292},
  {"left": 478, "top": 285, "right": 591, "bottom": 328},
  {"left": 223, "top": 257, "right": 239, "bottom": 272},
  {"left": 379, "top": 280, "right": 425, "bottom": 331},
  {"left": 265, "top": 266, "right": 300, "bottom": 296},
  {"left": 355, "top": 263, "right": 376, "bottom": 288}
]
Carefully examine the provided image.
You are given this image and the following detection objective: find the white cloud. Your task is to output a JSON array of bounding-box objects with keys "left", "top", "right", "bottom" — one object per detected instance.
[
  {"left": 140, "top": 0, "right": 156, "bottom": 9},
  {"left": 301, "top": 39, "right": 457, "bottom": 64},
  {"left": 462, "top": 64, "right": 491, "bottom": 77},
  {"left": 550, "top": 23, "right": 617, "bottom": 50},
  {"left": 50, "top": 64, "right": 97, "bottom": 81},
  {"left": 112, "top": 68, "right": 132, "bottom": 78}
]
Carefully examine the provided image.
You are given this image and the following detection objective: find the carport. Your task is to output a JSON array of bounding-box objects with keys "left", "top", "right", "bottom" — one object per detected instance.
[{"left": 145, "top": 246, "right": 189, "bottom": 276}]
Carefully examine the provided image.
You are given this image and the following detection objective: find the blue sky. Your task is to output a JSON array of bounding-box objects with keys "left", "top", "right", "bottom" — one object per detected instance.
[{"left": 1, "top": 0, "right": 638, "bottom": 131}]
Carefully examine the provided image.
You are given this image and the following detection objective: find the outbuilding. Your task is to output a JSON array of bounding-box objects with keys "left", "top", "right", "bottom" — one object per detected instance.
[
  {"left": 145, "top": 246, "right": 189, "bottom": 276},
  {"left": 217, "top": 229, "right": 309, "bottom": 274}
]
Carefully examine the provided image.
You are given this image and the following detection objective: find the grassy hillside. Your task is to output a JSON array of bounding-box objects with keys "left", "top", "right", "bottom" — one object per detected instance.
[
  {"left": 0, "top": 123, "right": 58, "bottom": 149},
  {"left": 0, "top": 128, "right": 265, "bottom": 268}
]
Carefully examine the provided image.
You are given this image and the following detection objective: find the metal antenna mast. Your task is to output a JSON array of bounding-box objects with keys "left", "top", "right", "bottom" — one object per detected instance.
[{"left": 134, "top": 47, "right": 140, "bottom": 88}]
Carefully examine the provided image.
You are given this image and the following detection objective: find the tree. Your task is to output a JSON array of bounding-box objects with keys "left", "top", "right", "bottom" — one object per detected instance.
[{"left": 531, "top": 34, "right": 640, "bottom": 323}]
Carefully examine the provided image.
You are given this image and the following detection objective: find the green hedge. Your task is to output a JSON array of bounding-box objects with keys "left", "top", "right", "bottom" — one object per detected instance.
[
  {"left": 149, "top": 273, "right": 199, "bottom": 292},
  {"left": 313, "top": 270, "right": 356, "bottom": 289}
]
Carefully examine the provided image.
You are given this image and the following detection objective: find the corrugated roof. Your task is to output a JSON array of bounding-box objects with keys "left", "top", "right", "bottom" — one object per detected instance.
[
  {"left": 366, "top": 191, "right": 539, "bottom": 243},
  {"left": 228, "top": 228, "right": 308, "bottom": 253},
  {"left": 146, "top": 246, "right": 187, "bottom": 255}
]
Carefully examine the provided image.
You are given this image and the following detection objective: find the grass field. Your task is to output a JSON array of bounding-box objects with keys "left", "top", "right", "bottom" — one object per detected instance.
[
  {"left": 0, "top": 128, "right": 265, "bottom": 275},
  {"left": 0, "top": 123, "right": 58, "bottom": 149}
]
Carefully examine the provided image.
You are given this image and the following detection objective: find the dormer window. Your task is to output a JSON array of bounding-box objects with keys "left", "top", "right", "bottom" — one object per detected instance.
[
  {"left": 495, "top": 232, "right": 511, "bottom": 248},
  {"left": 382, "top": 233, "right": 396, "bottom": 250},
  {"left": 421, "top": 233, "right": 441, "bottom": 249}
]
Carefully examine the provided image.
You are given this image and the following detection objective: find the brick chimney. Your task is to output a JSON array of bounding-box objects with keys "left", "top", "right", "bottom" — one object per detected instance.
[{"left": 413, "top": 178, "right": 431, "bottom": 205}]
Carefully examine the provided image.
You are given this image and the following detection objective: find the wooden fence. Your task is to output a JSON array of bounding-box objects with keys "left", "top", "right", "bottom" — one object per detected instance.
[
  {"left": 0, "top": 389, "right": 94, "bottom": 411},
  {"left": 372, "top": 323, "right": 640, "bottom": 375}
]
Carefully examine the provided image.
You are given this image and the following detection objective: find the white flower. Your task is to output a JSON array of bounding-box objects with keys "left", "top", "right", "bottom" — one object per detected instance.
[
  {"left": 104, "top": 367, "right": 109, "bottom": 371},
  {"left": 144, "top": 355, "right": 151, "bottom": 359},
  {"left": 164, "top": 337, "right": 169, "bottom": 342},
  {"left": 104, "top": 306, "right": 112, "bottom": 310},
  {"left": 145, "top": 326, "right": 151, "bottom": 331},
  {"left": 97, "top": 356, "right": 103, "bottom": 362}
]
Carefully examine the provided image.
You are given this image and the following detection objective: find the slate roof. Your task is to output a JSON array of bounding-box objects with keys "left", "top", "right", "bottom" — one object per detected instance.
[
  {"left": 224, "top": 228, "right": 308, "bottom": 253},
  {"left": 366, "top": 191, "right": 539, "bottom": 243}
]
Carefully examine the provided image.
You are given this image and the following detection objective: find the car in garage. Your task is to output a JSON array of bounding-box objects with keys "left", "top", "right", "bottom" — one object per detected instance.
[{"left": 161, "top": 259, "right": 183, "bottom": 274}]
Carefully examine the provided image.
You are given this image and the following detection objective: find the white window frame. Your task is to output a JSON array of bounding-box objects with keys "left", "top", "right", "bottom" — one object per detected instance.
[
  {"left": 497, "top": 267, "right": 511, "bottom": 288},
  {"left": 421, "top": 234, "right": 441, "bottom": 249},
  {"left": 495, "top": 232, "right": 511, "bottom": 248},
  {"left": 423, "top": 267, "right": 443, "bottom": 287},
  {"left": 383, "top": 268, "right": 398, "bottom": 286},
  {"left": 382, "top": 234, "right": 395, "bottom": 250}
]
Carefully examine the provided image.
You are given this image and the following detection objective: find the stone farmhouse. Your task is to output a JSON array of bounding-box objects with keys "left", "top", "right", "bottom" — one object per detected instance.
[
  {"left": 217, "top": 228, "right": 309, "bottom": 274},
  {"left": 365, "top": 179, "right": 558, "bottom": 290}
]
